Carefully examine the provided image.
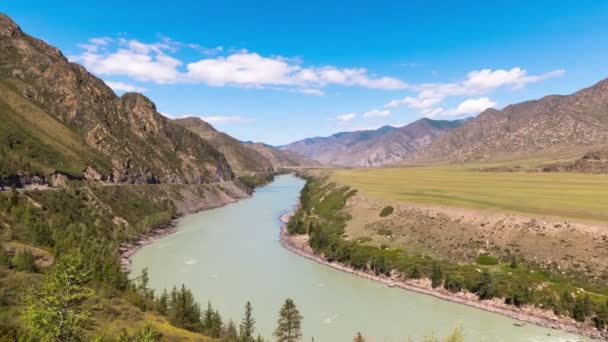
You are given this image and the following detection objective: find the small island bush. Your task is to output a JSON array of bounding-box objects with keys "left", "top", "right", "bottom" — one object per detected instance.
[
  {"left": 379, "top": 206, "right": 394, "bottom": 217},
  {"left": 476, "top": 254, "right": 499, "bottom": 266}
]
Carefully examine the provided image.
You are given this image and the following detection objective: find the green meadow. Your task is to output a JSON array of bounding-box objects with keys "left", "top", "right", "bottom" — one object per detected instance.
[{"left": 328, "top": 165, "right": 608, "bottom": 222}]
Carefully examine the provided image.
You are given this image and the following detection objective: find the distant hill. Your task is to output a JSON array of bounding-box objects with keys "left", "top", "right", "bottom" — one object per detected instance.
[
  {"left": 244, "top": 142, "right": 321, "bottom": 168},
  {"left": 415, "top": 78, "right": 608, "bottom": 162},
  {"left": 174, "top": 117, "right": 274, "bottom": 173},
  {"left": 0, "top": 14, "right": 232, "bottom": 186},
  {"left": 282, "top": 118, "right": 464, "bottom": 166}
]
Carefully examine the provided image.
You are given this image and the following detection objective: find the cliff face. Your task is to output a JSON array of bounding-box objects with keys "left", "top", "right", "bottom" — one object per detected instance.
[
  {"left": 174, "top": 117, "right": 274, "bottom": 173},
  {"left": 0, "top": 14, "right": 232, "bottom": 184}
]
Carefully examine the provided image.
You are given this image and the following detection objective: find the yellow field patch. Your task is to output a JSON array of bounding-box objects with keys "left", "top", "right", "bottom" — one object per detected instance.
[{"left": 328, "top": 166, "right": 608, "bottom": 222}]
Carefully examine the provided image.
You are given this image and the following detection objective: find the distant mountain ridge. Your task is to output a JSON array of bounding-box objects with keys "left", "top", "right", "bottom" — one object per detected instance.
[
  {"left": 415, "top": 78, "right": 608, "bottom": 162},
  {"left": 282, "top": 118, "right": 465, "bottom": 166}
]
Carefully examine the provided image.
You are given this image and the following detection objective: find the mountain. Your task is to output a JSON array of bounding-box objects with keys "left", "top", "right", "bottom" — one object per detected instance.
[
  {"left": 0, "top": 14, "right": 232, "bottom": 186},
  {"left": 173, "top": 117, "right": 274, "bottom": 173},
  {"left": 282, "top": 119, "right": 464, "bottom": 166},
  {"left": 415, "top": 78, "right": 608, "bottom": 162},
  {"left": 244, "top": 142, "right": 321, "bottom": 168}
]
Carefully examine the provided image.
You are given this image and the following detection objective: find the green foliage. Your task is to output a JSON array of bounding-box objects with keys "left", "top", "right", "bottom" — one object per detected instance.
[
  {"left": 594, "top": 300, "right": 608, "bottom": 330},
  {"left": 0, "top": 249, "right": 11, "bottom": 268},
  {"left": 572, "top": 294, "right": 592, "bottom": 322},
  {"left": 475, "top": 254, "right": 499, "bottom": 266},
  {"left": 475, "top": 270, "right": 496, "bottom": 300},
  {"left": 379, "top": 206, "right": 394, "bottom": 217},
  {"left": 131, "top": 324, "right": 161, "bottom": 342},
  {"left": 444, "top": 274, "right": 465, "bottom": 293},
  {"left": 431, "top": 263, "right": 443, "bottom": 288},
  {"left": 505, "top": 285, "right": 533, "bottom": 307},
  {"left": 240, "top": 301, "right": 256, "bottom": 341},
  {"left": 202, "top": 301, "right": 223, "bottom": 338},
  {"left": 22, "top": 249, "right": 94, "bottom": 341},
  {"left": 292, "top": 176, "right": 608, "bottom": 330},
  {"left": 167, "top": 285, "right": 203, "bottom": 332},
  {"left": 274, "top": 298, "right": 303, "bottom": 342},
  {"left": 12, "top": 248, "right": 37, "bottom": 272}
]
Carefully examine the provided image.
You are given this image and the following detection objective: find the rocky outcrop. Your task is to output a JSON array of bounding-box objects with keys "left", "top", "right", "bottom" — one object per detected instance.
[
  {"left": 174, "top": 117, "right": 274, "bottom": 173},
  {"left": 541, "top": 149, "right": 608, "bottom": 174},
  {"left": 0, "top": 13, "right": 232, "bottom": 184}
]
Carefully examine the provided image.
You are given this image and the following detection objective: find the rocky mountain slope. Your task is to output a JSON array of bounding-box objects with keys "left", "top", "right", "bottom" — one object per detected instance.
[
  {"left": 0, "top": 14, "right": 232, "bottom": 186},
  {"left": 244, "top": 142, "right": 320, "bottom": 168},
  {"left": 282, "top": 118, "right": 464, "bottom": 166},
  {"left": 174, "top": 117, "right": 274, "bottom": 173},
  {"left": 415, "top": 78, "right": 608, "bottom": 162}
]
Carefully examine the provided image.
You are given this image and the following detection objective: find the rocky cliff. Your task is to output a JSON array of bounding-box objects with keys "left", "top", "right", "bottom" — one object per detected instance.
[{"left": 0, "top": 14, "right": 232, "bottom": 185}]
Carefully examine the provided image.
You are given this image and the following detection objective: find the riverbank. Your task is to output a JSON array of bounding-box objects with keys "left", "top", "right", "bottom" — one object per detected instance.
[{"left": 278, "top": 214, "right": 606, "bottom": 340}]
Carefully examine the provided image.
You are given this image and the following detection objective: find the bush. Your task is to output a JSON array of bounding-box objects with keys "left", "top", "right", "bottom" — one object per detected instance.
[
  {"left": 444, "top": 274, "right": 465, "bottom": 293},
  {"left": 12, "top": 248, "right": 37, "bottom": 272},
  {"left": 476, "top": 254, "right": 498, "bottom": 266},
  {"left": 379, "top": 206, "right": 394, "bottom": 217}
]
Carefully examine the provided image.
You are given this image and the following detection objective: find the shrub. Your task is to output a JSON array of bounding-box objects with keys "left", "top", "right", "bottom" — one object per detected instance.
[
  {"left": 444, "top": 274, "right": 465, "bottom": 293},
  {"left": 476, "top": 254, "right": 498, "bottom": 266},
  {"left": 12, "top": 248, "right": 37, "bottom": 272},
  {"left": 379, "top": 206, "right": 394, "bottom": 217}
]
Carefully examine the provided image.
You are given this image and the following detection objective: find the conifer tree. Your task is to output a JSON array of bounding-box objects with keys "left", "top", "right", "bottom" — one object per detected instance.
[
  {"left": 431, "top": 263, "right": 443, "bottom": 288},
  {"left": 240, "top": 301, "right": 256, "bottom": 341},
  {"left": 274, "top": 298, "right": 303, "bottom": 342}
]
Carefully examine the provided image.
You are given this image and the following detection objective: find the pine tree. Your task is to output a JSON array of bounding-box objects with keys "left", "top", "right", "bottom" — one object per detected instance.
[
  {"left": 21, "top": 249, "right": 94, "bottom": 341},
  {"left": 431, "top": 263, "right": 443, "bottom": 288},
  {"left": 157, "top": 289, "right": 169, "bottom": 315},
  {"left": 240, "top": 301, "right": 256, "bottom": 341},
  {"left": 203, "top": 301, "right": 223, "bottom": 337},
  {"left": 274, "top": 298, "right": 303, "bottom": 342},
  {"left": 168, "top": 285, "right": 202, "bottom": 331}
]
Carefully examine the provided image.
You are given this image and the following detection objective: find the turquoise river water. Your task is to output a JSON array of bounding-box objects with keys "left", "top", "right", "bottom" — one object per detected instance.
[{"left": 131, "top": 175, "right": 590, "bottom": 341}]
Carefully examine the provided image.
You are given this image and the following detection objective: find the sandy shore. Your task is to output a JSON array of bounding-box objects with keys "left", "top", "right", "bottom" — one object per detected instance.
[{"left": 278, "top": 212, "right": 607, "bottom": 340}]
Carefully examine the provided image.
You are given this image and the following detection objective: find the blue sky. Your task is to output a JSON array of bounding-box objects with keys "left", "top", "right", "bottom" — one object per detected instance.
[{"left": 4, "top": 1, "right": 608, "bottom": 145}]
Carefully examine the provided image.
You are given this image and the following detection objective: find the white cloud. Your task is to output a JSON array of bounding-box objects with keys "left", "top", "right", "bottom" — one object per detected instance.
[
  {"left": 336, "top": 113, "right": 357, "bottom": 122},
  {"left": 425, "top": 97, "right": 497, "bottom": 118},
  {"left": 383, "top": 67, "right": 564, "bottom": 118},
  {"left": 70, "top": 37, "right": 407, "bottom": 92},
  {"left": 69, "top": 38, "right": 182, "bottom": 84},
  {"left": 363, "top": 109, "right": 391, "bottom": 118},
  {"left": 104, "top": 80, "right": 147, "bottom": 93}
]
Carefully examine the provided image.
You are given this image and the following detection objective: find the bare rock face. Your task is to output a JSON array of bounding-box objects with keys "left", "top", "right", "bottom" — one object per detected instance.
[
  {"left": 0, "top": 14, "right": 233, "bottom": 184},
  {"left": 415, "top": 79, "right": 608, "bottom": 162}
]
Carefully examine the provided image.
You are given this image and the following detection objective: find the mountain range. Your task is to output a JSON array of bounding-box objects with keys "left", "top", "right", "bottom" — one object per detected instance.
[
  {"left": 282, "top": 118, "right": 465, "bottom": 166},
  {"left": 0, "top": 14, "right": 312, "bottom": 188},
  {"left": 414, "top": 78, "right": 608, "bottom": 162}
]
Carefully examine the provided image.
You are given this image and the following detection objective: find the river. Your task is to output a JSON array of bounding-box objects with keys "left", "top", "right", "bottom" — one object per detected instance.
[{"left": 131, "top": 175, "right": 589, "bottom": 341}]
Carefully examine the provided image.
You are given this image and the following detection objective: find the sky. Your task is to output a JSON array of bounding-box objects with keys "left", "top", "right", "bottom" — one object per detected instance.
[{"left": 3, "top": 1, "right": 608, "bottom": 145}]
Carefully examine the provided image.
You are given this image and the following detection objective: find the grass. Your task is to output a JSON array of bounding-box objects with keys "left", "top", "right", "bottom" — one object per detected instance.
[{"left": 328, "top": 165, "right": 608, "bottom": 222}]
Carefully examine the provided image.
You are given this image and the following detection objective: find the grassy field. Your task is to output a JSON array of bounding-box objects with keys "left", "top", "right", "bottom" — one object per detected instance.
[{"left": 328, "top": 165, "right": 608, "bottom": 222}]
